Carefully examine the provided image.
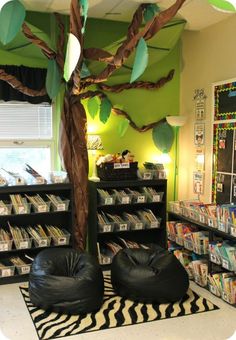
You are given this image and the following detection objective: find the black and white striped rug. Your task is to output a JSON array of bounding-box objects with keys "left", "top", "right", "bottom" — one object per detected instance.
[{"left": 20, "top": 274, "right": 219, "bottom": 340}]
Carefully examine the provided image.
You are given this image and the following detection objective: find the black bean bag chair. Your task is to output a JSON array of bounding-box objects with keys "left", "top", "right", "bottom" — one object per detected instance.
[
  {"left": 111, "top": 247, "right": 189, "bottom": 304},
  {"left": 29, "top": 248, "right": 104, "bottom": 314}
]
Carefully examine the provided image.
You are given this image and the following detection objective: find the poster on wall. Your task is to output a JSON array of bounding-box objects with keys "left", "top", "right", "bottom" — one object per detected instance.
[
  {"left": 193, "top": 171, "right": 204, "bottom": 195},
  {"left": 194, "top": 123, "right": 205, "bottom": 145},
  {"left": 214, "top": 81, "right": 236, "bottom": 120},
  {"left": 193, "top": 89, "right": 206, "bottom": 120}
]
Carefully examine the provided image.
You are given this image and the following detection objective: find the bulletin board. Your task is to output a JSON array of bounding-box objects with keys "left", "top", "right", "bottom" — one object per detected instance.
[{"left": 212, "top": 79, "right": 236, "bottom": 204}]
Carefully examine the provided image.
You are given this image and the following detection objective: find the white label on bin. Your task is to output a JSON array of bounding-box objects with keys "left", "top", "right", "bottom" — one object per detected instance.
[
  {"left": 199, "top": 215, "right": 205, "bottom": 223},
  {"left": 222, "top": 258, "right": 230, "bottom": 270},
  {"left": 150, "top": 221, "right": 158, "bottom": 228},
  {"left": 21, "top": 266, "right": 30, "bottom": 274},
  {"left": 137, "top": 195, "right": 145, "bottom": 203},
  {"left": 35, "top": 176, "right": 45, "bottom": 184},
  {"left": 0, "top": 242, "right": 9, "bottom": 251},
  {"left": 18, "top": 206, "right": 26, "bottom": 214},
  {"left": 19, "top": 241, "right": 29, "bottom": 249},
  {"left": 102, "top": 257, "right": 111, "bottom": 265},
  {"left": 38, "top": 205, "right": 47, "bottom": 213},
  {"left": 38, "top": 239, "right": 48, "bottom": 247},
  {"left": 58, "top": 237, "right": 66, "bottom": 245},
  {"left": 2, "top": 268, "right": 11, "bottom": 277},
  {"left": 105, "top": 197, "right": 113, "bottom": 205},
  {"left": 0, "top": 206, "right": 7, "bottom": 215},
  {"left": 152, "top": 195, "right": 160, "bottom": 202},
  {"left": 218, "top": 222, "right": 225, "bottom": 232},
  {"left": 56, "top": 203, "right": 66, "bottom": 211},
  {"left": 103, "top": 224, "right": 111, "bottom": 233},
  {"left": 222, "top": 292, "right": 231, "bottom": 304},
  {"left": 119, "top": 223, "right": 128, "bottom": 231},
  {"left": 121, "top": 196, "right": 130, "bottom": 204},
  {"left": 210, "top": 254, "right": 217, "bottom": 263},
  {"left": 231, "top": 227, "right": 236, "bottom": 237},
  {"left": 134, "top": 223, "right": 143, "bottom": 230},
  {"left": 53, "top": 176, "right": 63, "bottom": 183},
  {"left": 210, "top": 285, "right": 217, "bottom": 295},
  {"left": 143, "top": 172, "right": 152, "bottom": 180},
  {"left": 114, "top": 162, "right": 130, "bottom": 169}
]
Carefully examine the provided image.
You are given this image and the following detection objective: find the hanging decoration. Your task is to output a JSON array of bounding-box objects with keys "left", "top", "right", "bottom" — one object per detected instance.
[{"left": 208, "top": 0, "right": 236, "bottom": 12}]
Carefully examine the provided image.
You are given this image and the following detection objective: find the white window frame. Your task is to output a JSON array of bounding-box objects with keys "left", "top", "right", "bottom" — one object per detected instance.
[{"left": 0, "top": 101, "right": 56, "bottom": 171}]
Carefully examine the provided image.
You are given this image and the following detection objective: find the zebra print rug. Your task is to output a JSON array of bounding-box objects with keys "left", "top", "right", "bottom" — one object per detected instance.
[{"left": 20, "top": 274, "right": 219, "bottom": 340}]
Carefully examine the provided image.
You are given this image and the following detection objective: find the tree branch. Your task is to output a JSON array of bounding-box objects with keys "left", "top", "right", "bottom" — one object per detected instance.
[{"left": 54, "top": 13, "right": 65, "bottom": 72}]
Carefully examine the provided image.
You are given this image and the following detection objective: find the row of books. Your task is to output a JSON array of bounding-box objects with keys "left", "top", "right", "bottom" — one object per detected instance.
[
  {"left": 209, "top": 241, "right": 236, "bottom": 271},
  {"left": 98, "top": 209, "right": 161, "bottom": 232},
  {"left": 98, "top": 187, "right": 164, "bottom": 205},
  {"left": 169, "top": 200, "right": 236, "bottom": 236},
  {"left": 97, "top": 237, "right": 149, "bottom": 265},
  {"left": 208, "top": 272, "right": 236, "bottom": 304},
  {"left": 0, "top": 194, "right": 69, "bottom": 215},
  {"left": 0, "top": 224, "right": 70, "bottom": 251},
  {"left": 0, "top": 253, "right": 33, "bottom": 278},
  {"left": 167, "top": 221, "right": 209, "bottom": 255}
]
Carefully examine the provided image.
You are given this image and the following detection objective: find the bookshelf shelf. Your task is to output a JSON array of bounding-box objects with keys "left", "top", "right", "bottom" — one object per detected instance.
[{"left": 88, "top": 179, "right": 167, "bottom": 267}]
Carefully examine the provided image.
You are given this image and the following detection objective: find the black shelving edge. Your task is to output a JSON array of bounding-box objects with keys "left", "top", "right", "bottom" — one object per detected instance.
[
  {"left": 0, "top": 274, "right": 29, "bottom": 285},
  {"left": 0, "top": 183, "right": 72, "bottom": 194},
  {"left": 94, "top": 179, "right": 167, "bottom": 189},
  {"left": 168, "top": 211, "right": 236, "bottom": 241},
  {"left": 98, "top": 201, "right": 165, "bottom": 209}
]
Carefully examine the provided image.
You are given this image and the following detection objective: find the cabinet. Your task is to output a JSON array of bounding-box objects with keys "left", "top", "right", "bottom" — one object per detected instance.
[
  {"left": 0, "top": 183, "right": 73, "bottom": 284},
  {"left": 88, "top": 179, "right": 167, "bottom": 267},
  {"left": 168, "top": 209, "right": 236, "bottom": 305}
]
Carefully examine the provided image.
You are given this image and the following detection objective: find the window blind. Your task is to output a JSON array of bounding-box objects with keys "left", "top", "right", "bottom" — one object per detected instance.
[{"left": 0, "top": 103, "right": 52, "bottom": 140}]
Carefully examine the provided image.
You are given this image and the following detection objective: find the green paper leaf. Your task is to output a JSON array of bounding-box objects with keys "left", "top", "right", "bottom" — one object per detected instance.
[
  {"left": 64, "top": 33, "right": 81, "bottom": 82},
  {"left": 130, "top": 38, "right": 148, "bottom": 83},
  {"left": 99, "top": 97, "right": 112, "bottom": 124},
  {"left": 0, "top": 0, "right": 26, "bottom": 45},
  {"left": 208, "top": 0, "right": 236, "bottom": 11},
  {"left": 118, "top": 118, "right": 129, "bottom": 137},
  {"left": 80, "top": 62, "right": 91, "bottom": 78},
  {"left": 152, "top": 122, "right": 174, "bottom": 153},
  {"left": 144, "top": 4, "right": 160, "bottom": 23},
  {"left": 46, "top": 59, "right": 61, "bottom": 99},
  {"left": 87, "top": 96, "right": 99, "bottom": 119},
  {"left": 80, "top": 0, "right": 89, "bottom": 33}
]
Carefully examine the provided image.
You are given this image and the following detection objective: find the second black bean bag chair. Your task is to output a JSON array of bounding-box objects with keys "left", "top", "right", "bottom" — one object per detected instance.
[
  {"left": 111, "top": 247, "right": 189, "bottom": 304},
  {"left": 29, "top": 248, "right": 104, "bottom": 314}
]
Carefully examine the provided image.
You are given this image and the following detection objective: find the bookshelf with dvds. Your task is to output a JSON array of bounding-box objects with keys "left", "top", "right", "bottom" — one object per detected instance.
[
  {"left": 88, "top": 179, "right": 167, "bottom": 268},
  {"left": 167, "top": 206, "right": 236, "bottom": 306},
  {"left": 0, "top": 182, "right": 73, "bottom": 284}
]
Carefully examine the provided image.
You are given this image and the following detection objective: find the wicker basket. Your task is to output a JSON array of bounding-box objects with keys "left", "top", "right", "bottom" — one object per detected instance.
[{"left": 97, "top": 162, "right": 138, "bottom": 181}]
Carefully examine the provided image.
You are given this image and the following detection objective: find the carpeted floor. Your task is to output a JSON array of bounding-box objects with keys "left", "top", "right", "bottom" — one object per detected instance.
[{"left": 20, "top": 274, "right": 219, "bottom": 340}]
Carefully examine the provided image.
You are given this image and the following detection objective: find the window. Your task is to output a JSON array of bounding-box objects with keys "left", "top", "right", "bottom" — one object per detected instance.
[{"left": 0, "top": 102, "right": 55, "bottom": 178}]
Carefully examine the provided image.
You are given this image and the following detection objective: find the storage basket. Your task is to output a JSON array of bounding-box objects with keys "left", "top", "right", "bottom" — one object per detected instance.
[{"left": 97, "top": 162, "right": 138, "bottom": 181}]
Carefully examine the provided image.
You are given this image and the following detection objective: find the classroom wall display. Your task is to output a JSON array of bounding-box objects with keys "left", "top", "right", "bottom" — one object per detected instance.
[
  {"left": 193, "top": 89, "right": 207, "bottom": 120},
  {"left": 214, "top": 81, "right": 236, "bottom": 120}
]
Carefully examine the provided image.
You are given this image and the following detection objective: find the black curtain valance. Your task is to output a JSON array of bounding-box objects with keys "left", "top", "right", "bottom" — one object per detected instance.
[{"left": 0, "top": 65, "right": 50, "bottom": 104}]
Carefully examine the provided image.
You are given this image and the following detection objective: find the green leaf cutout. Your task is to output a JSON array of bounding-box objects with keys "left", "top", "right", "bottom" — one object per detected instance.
[
  {"left": 0, "top": 0, "right": 26, "bottom": 45},
  {"left": 130, "top": 38, "right": 148, "bottom": 83},
  {"left": 144, "top": 4, "right": 160, "bottom": 23},
  {"left": 80, "top": 0, "right": 89, "bottom": 33},
  {"left": 152, "top": 122, "right": 174, "bottom": 153},
  {"left": 99, "top": 97, "right": 112, "bottom": 124},
  {"left": 118, "top": 118, "right": 130, "bottom": 137},
  {"left": 46, "top": 59, "right": 61, "bottom": 99},
  {"left": 81, "top": 62, "right": 91, "bottom": 78},
  {"left": 64, "top": 33, "right": 81, "bottom": 82},
  {"left": 87, "top": 96, "right": 99, "bottom": 119},
  {"left": 208, "top": 0, "right": 236, "bottom": 12}
]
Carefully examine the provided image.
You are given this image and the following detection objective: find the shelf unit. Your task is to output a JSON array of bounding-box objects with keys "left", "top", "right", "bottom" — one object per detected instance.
[
  {"left": 0, "top": 183, "right": 73, "bottom": 284},
  {"left": 88, "top": 179, "right": 167, "bottom": 268},
  {"left": 168, "top": 210, "right": 236, "bottom": 305}
]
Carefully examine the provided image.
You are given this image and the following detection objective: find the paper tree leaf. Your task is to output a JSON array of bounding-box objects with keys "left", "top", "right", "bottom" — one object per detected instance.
[
  {"left": 64, "top": 33, "right": 81, "bottom": 82},
  {"left": 46, "top": 59, "right": 61, "bottom": 99},
  {"left": 118, "top": 118, "right": 130, "bottom": 137},
  {"left": 80, "top": 0, "right": 89, "bottom": 33},
  {"left": 130, "top": 38, "right": 148, "bottom": 83},
  {"left": 143, "top": 3, "right": 160, "bottom": 23},
  {"left": 208, "top": 0, "right": 236, "bottom": 11},
  {"left": 99, "top": 97, "right": 112, "bottom": 124},
  {"left": 80, "top": 62, "right": 91, "bottom": 78},
  {"left": 87, "top": 96, "right": 99, "bottom": 119},
  {"left": 152, "top": 122, "right": 174, "bottom": 152},
  {"left": 0, "top": 0, "right": 26, "bottom": 45}
]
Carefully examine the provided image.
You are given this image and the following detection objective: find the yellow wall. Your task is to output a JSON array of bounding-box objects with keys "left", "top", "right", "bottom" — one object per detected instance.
[{"left": 179, "top": 15, "right": 236, "bottom": 202}]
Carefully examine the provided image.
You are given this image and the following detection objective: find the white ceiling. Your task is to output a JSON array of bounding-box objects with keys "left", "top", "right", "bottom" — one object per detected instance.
[{"left": 21, "top": 0, "right": 234, "bottom": 31}]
